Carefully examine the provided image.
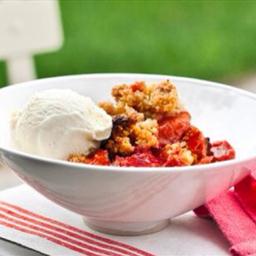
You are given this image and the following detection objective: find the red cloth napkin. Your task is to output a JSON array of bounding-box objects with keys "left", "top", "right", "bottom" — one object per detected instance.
[{"left": 194, "top": 172, "right": 256, "bottom": 256}]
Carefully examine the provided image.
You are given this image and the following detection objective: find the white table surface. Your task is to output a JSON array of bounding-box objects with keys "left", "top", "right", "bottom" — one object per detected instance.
[{"left": 0, "top": 166, "right": 37, "bottom": 255}]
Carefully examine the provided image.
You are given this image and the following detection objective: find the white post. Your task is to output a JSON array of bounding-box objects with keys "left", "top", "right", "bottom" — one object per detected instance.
[
  {"left": 0, "top": 0, "right": 63, "bottom": 84},
  {"left": 0, "top": 0, "right": 63, "bottom": 170},
  {"left": 6, "top": 55, "right": 35, "bottom": 84}
]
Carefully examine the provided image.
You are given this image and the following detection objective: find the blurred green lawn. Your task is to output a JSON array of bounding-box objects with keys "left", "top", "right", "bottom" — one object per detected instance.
[{"left": 1, "top": 0, "right": 256, "bottom": 87}]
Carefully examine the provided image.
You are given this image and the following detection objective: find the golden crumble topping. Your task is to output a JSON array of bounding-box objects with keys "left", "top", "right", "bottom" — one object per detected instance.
[
  {"left": 103, "top": 117, "right": 134, "bottom": 156},
  {"left": 102, "top": 115, "right": 158, "bottom": 156},
  {"left": 99, "top": 80, "right": 183, "bottom": 118},
  {"left": 109, "top": 80, "right": 183, "bottom": 118},
  {"left": 163, "top": 142, "right": 194, "bottom": 166},
  {"left": 68, "top": 154, "right": 89, "bottom": 163},
  {"left": 98, "top": 80, "right": 184, "bottom": 156},
  {"left": 131, "top": 119, "right": 158, "bottom": 146}
]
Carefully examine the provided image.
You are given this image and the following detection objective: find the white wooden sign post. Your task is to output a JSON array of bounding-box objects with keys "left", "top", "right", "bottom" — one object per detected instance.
[
  {"left": 0, "top": 0, "right": 63, "bottom": 169},
  {"left": 0, "top": 0, "right": 63, "bottom": 84}
]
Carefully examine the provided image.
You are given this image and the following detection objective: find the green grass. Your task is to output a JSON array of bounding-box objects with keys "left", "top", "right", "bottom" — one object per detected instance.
[
  {"left": 0, "top": 61, "right": 7, "bottom": 87},
  {"left": 1, "top": 0, "right": 256, "bottom": 87}
]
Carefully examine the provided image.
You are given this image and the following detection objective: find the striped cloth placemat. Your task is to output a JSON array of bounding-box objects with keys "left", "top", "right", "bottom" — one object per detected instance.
[
  {"left": 0, "top": 187, "right": 153, "bottom": 256},
  {"left": 0, "top": 185, "right": 229, "bottom": 256}
]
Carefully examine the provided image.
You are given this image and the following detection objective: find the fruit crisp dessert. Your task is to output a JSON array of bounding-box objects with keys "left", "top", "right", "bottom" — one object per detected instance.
[{"left": 68, "top": 80, "right": 235, "bottom": 167}]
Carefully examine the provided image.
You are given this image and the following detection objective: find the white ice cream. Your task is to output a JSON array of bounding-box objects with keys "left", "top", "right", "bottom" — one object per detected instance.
[{"left": 11, "top": 89, "right": 112, "bottom": 159}]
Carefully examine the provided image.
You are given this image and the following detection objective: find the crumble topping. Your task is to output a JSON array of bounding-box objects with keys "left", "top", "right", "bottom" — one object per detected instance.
[
  {"left": 103, "top": 80, "right": 183, "bottom": 119},
  {"left": 67, "top": 80, "right": 235, "bottom": 167},
  {"left": 98, "top": 80, "right": 184, "bottom": 156}
]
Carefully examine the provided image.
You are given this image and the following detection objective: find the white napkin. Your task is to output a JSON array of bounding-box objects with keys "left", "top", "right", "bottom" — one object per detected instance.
[{"left": 0, "top": 185, "right": 229, "bottom": 256}]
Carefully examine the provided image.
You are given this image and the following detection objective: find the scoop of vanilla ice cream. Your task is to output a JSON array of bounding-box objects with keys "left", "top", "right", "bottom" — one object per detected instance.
[{"left": 11, "top": 89, "right": 112, "bottom": 159}]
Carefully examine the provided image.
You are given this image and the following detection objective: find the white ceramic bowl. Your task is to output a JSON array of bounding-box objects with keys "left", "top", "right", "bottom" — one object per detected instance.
[{"left": 0, "top": 74, "right": 256, "bottom": 235}]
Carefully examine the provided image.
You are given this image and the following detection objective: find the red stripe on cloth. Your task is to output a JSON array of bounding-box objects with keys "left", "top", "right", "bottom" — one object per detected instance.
[
  {"left": 0, "top": 201, "right": 153, "bottom": 256},
  {"left": 0, "top": 206, "right": 137, "bottom": 256},
  {"left": 0, "top": 219, "right": 99, "bottom": 256},
  {"left": 0, "top": 212, "right": 122, "bottom": 256}
]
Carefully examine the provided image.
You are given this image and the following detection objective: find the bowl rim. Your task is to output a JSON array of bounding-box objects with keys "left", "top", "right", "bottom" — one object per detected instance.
[{"left": 1, "top": 72, "right": 256, "bottom": 173}]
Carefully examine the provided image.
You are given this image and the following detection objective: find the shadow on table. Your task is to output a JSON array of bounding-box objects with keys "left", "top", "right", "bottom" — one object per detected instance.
[{"left": 167, "top": 213, "right": 230, "bottom": 253}]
